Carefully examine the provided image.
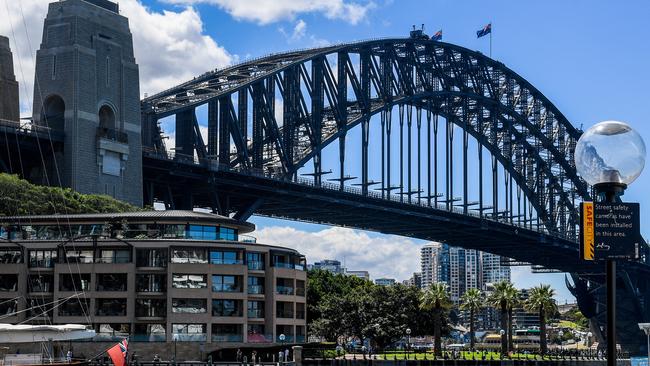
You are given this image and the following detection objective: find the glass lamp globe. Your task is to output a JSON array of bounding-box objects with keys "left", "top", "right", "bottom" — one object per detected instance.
[{"left": 574, "top": 121, "right": 646, "bottom": 186}]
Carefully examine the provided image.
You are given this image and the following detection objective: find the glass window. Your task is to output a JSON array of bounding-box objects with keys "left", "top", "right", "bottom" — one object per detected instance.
[
  {"left": 172, "top": 298, "right": 207, "bottom": 314},
  {"left": 136, "top": 274, "right": 166, "bottom": 293},
  {"left": 172, "top": 274, "right": 207, "bottom": 289},
  {"left": 296, "top": 303, "right": 305, "bottom": 319},
  {"left": 296, "top": 280, "right": 306, "bottom": 296},
  {"left": 96, "top": 298, "right": 127, "bottom": 316},
  {"left": 161, "top": 224, "right": 185, "bottom": 239},
  {"left": 0, "top": 249, "right": 21, "bottom": 263},
  {"left": 276, "top": 278, "right": 294, "bottom": 295},
  {"left": 97, "top": 249, "right": 130, "bottom": 264},
  {"left": 0, "top": 274, "right": 17, "bottom": 291},
  {"left": 172, "top": 324, "right": 206, "bottom": 342},
  {"left": 136, "top": 248, "right": 167, "bottom": 267},
  {"left": 212, "top": 299, "right": 242, "bottom": 317},
  {"left": 247, "top": 324, "right": 270, "bottom": 343},
  {"left": 95, "top": 324, "right": 130, "bottom": 341},
  {"left": 135, "top": 299, "right": 166, "bottom": 317},
  {"left": 186, "top": 225, "right": 218, "bottom": 240},
  {"left": 218, "top": 227, "right": 236, "bottom": 241},
  {"left": 28, "top": 274, "right": 53, "bottom": 293},
  {"left": 171, "top": 248, "right": 207, "bottom": 263},
  {"left": 276, "top": 325, "right": 293, "bottom": 342},
  {"left": 246, "top": 252, "right": 264, "bottom": 270},
  {"left": 65, "top": 249, "right": 93, "bottom": 264},
  {"left": 59, "top": 298, "right": 89, "bottom": 317},
  {"left": 276, "top": 301, "right": 293, "bottom": 318},
  {"left": 59, "top": 273, "right": 91, "bottom": 292},
  {"left": 0, "top": 298, "right": 17, "bottom": 316},
  {"left": 133, "top": 324, "right": 166, "bottom": 342},
  {"left": 248, "top": 276, "right": 264, "bottom": 294},
  {"left": 212, "top": 275, "right": 241, "bottom": 292},
  {"left": 27, "top": 298, "right": 53, "bottom": 319},
  {"left": 247, "top": 300, "right": 264, "bottom": 318},
  {"left": 202, "top": 226, "right": 217, "bottom": 240},
  {"left": 210, "top": 250, "right": 241, "bottom": 265},
  {"left": 96, "top": 274, "right": 127, "bottom": 291},
  {"left": 28, "top": 250, "right": 57, "bottom": 268},
  {"left": 211, "top": 324, "right": 242, "bottom": 342}
]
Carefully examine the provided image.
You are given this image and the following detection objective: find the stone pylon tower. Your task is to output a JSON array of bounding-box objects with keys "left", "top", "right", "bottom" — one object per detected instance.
[
  {"left": 0, "top": 35, "right": 19, "bottom": 122},
  {"left": 32, "top": 0, "right": 142, "bottom": 206}
]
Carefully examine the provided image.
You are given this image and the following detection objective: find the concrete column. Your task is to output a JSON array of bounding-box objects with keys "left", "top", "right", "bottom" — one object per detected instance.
[{"left": 292, "top": 345, "right": 303, "bottom": 366}]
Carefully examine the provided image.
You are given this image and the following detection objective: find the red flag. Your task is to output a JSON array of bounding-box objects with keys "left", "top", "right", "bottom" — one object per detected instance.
[{"left": 107, "top": 339, "right": 128, "bottom": 366}]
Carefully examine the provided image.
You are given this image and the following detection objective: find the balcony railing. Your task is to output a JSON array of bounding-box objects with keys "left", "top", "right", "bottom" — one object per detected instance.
[
  {"left": 247, "top": 309, "right": 264, "bottom": 318},
  {"left": 132, "top": 334, "right": 166, "bottom": 342},
  {"left": 247, "top": 333, "right": 273, "bottom": 343},
  {"left": 295, "top": 288, "right": 305, "bottom": 297},
  {"left": 97, "top": 127, "right": 128, "bottom": 144},
  {"left": 296, "top": 311, "right": 305, "bottom": 319},
  {"left": 172, "top": 334, "right": 207, "bottom": 342},
  {"left": 247, "top": 261, "right": 264, "bottom": 270},
  {"left": 212, "top": 334, "right": 243, "bottom": 342},
  {"left": 211, "top": 259, "right": 244, "bottom": 265},
  {"left": 276, "top": 310, "right": 294, "bottom": 319},
  {"left": 276, "top": 286, "right": 294, "bottom": 295},
  {"left": 277, "top": 335, "right": 295, "bottom": 343}
]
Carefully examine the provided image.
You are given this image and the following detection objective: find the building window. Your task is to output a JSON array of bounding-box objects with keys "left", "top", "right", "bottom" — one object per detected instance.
[
  {"left": 59, "top": 273, "right": 90, "bottom": 292},
  {"left": 96, "top": 274, "right": 127, "bottom": 291},
  {"left": 276, "top": 301, "right": 293, "bottom": 318},
  {"left": 97, "top": 249, "right": 130, "bottom": 264},
  {"left": 0, "top": 298, "right": 17, "bottom": 316},
  {"left": 186, "top": 225, "right": 217, "bottom": 240},
  {"left": 246, "top": 252, "right": 264, "bottom": 270},
  {"left": 171, "top": 248, "right": 207, "bottom": 263},
  {"left": 296, "top": 280, "right": 306, "bottom": 297},
  {"left": 28, "top": 250, "right": 57, "bottom": 268},
  {"left": 133, "top": 324, "right": 166, "bottom": 342},
  {"left": 247, "top": 324, "right": 270, "bottom": 343},
  {"left": 172, "top": 274, "right": 207, "bottom": 289},
  {"left": 96, "top": 298, "right": 127, "bottom": 316},
  {"left": 247, "top": 300, "right": 264, "bottom": 319},
  {"left": 105, "top": 57, "right": 110, "bottom": 86},
  {"left": 28, "top": 274, "right": 53, "bottom": 293},
  {"left": 95, "top": 324, "right": 130, "bottom": 342},
  {"left": 136, "top": 274, "right": 166, "bottom": 293},
  {"left": 0, "top": 274, "right": 17, "bottom": 291},
  {"left": 210, "top": 250, "right": 241, "bottom": 265},
  {"left": 28, "top": 298, "right": 53, "bottom": 319},
  {"left": 64, "top": 249, "right": 93, "bottom": 264},
  {"left": 172, "top": 324, "right": 206, "bottom": 342},
  {"left": 59, "top": 298, "right": 89, "bottom": 317},
  {"left": 211, "top": 275, "right": 241, "bottom": 292},
  {"left": 276, "top": 324, "right": 293, "bottom": 342},
  {"left": 212, "top": 299, "right": 242, "bottom": 317},
  {"left": 296, "top": 303, "right": 305, "bottom": 319},
  {"left": 136, "top": 248, "right": 167, "bottom": 267},
  {"left": 172, "top": 298, "right": 207, "bottom": 314},
  {"left": 52, "top": 54, "right": 57, "bottom": 80},
  {"left": 211, "top": 324, "right": 242, "bottom": 342},
  {"left": 218, "top": 227, "right": 237, "bottom": 241},
  {"left": 296, "top": 325, "right": 306, "bottom": 342},
  {"left": 276, "top": 278, "right": 294, "bottom": 295},
  {"left": 0, "top": 249, "right": 21, "bottom": 263},
  {"left": 135, "top": 299, "right": 166, "bottom": 318},
  {"left": 248, "top": 276, "right": 264, "bottom": 295}
]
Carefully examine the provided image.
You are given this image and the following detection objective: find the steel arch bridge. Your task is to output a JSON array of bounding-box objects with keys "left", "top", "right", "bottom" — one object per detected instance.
[{"left": 139, "top": 38, "right": 649, "bottom": 352}]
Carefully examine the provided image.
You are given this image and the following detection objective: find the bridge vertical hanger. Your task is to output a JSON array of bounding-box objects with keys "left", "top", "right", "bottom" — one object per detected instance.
[
  {"left": 218, "top": 96, "right": 231, "bottom": 167},
  {"left": 417, "top": 108, "right": 422, "bottom": 202},
  {"left": 207, "top": 101, "right": 218, "bottom": 157},
  {"left": 399, "top": 104, "right": 404, "bottom": 202},
  {"left": 252, "top": 83, "right": 264, "bottom": 169},
  {"left": 175, "top": 109, "right": 195, "bottom": 159},
  {"left": 360, "top": 51, "right": 371, "bottom": 196},
  {"left": 336, "top": 53, "right": 347, "bottom": 190},
  {"left": 407, "top": 105, "right": 412, "bottom": 203}
]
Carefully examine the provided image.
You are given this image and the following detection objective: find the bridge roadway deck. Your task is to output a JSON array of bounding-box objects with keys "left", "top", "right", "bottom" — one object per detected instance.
[{"left": 143, "top": 154, "right": 649, "bottom": 277}]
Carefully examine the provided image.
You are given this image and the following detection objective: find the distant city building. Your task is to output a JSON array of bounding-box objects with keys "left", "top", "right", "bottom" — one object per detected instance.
[
  {"left": 403, "top": 272, "right": 422, "bottom": 288},
  {"left": 0, "top": 35, "right": 19, "bottom": 121},
  {"left": 513, "top": 288, "right": 540, "bottom": 329},
  {"left": 420, "top": 243, "right": 442, "bottom": 289},
  {"left": 375, "top": 278, "right": 396, "bottom": 286},
  {"left": 308, "top": 259, "right": 345, "bottom": 274},
  {"left": 345, "top": 270, "right": 370, "bottom": 281},
  {"left": 481, "top": 252, "right": 511, "bottom": 285}
]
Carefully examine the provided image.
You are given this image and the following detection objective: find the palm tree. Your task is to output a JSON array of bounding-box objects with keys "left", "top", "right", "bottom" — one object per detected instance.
[
  {"left": 420, "top": 283, "right": 452, "bottom": 356},
  {"left": 505, "top": 286, "right": 520, "bottom": 352},
  {"left": 460, "top": 288, "right": 483, "bottom": 350},
  {"left": 488, "top": 281, "right": 518, "bottom": 355},
  {"left": 524, "top": 284, "right": 557, "bottom": 355}
]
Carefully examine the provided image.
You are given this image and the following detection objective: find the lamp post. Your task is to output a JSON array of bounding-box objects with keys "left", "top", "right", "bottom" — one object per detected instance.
[
  {"left": 406, "top": 328, "right": 411, "bottom": 360},
  {"left": 499, "top": 329, "right": 506, "bottom": 358},
  {"left": 558, "top": 330, "right": 564, "bottom": 352},
  {"left": 575, "top": 120, "right": 647, "bottom": 366},
  {"left": 639, "top": 324, "right": 650, "bottom": 366}
]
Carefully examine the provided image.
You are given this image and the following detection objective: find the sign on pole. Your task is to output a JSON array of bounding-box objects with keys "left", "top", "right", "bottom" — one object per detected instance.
[{"left": 580, "top": 202, "right": 641, "bottom": 260}]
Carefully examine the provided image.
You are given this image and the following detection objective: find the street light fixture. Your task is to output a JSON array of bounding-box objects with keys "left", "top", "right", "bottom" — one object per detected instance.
[
  {"left": 499, "top": 329, "right": 506, "bottom": 357},
  {"left": 575, "top": 120, "right": 647, "bottom": 366},
  {"left": 406, "top": 328, "right": 411, "bottom": 360},
  {"left": 638, "top": 324, "right": 650, "bottom": 366},
  {"left": 587, "top": 331, "right": 593, "bottom": 349}
]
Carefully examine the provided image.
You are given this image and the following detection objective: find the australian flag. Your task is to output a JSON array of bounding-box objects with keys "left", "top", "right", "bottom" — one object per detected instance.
[
  {"left": 476, "top": 23, "right": 491, "bottom": 38},
  {"left": 432, "top": 30, "right": 442, "bottom": 41}
]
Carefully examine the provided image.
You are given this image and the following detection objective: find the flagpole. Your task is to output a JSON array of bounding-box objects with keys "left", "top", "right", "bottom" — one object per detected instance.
[{"left": 489, "top": 21, "right": 492, "bottom": 58}]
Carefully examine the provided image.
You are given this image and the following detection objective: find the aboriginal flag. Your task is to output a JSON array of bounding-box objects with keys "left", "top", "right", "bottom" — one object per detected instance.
[
  {"left": 476, "top": 23, "right": 491, "bottom": 38},
  {"left": 432, "top": 30, "right": 442, "bottom": 41},
  {"left": 107, "top": 339, "right": 128, "bottom": 366}
]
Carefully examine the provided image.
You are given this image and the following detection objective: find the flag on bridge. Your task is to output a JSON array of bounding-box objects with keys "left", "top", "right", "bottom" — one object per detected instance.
[
  {"left": 107, "top": 338, "right": 128, "bottom": 366},
  {"left": 476, "top": 23, "right": 491, "bottom": 38},
  {"left": 432, "top": 30, "right": 442, "bottom": 41}
]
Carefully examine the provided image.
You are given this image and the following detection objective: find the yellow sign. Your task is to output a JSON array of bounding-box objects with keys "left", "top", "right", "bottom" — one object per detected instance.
[{"left": 582, "top": 202, "right": 595, "bottom": 260}]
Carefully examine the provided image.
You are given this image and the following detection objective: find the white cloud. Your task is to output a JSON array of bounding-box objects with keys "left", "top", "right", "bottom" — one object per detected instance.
[
  {"left": 292, "top": 19, "right": 307, "bottom": 41},
  {"left": 254, "top": 225, "right": 422, "bottom": 281},
  {"left": 163, "top": 0, "right": 376, "bottom": 25},
  {"left": 0, "top": 0, "right": 234, "bottom": 115}
]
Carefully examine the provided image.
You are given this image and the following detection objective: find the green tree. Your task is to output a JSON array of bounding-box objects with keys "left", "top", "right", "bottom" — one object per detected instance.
[
  {"left": 420, "top": 283, "right": 451, "bottom": 356},
  {"left": 506, "top": 285, "right": 520, "bottom": 351},
  {"left": 460, "top": 288, "right": 483, "bottom": 350},
  {"left": 488, "top": 281, "right": 518, "bottom": 354},
  {"left": 524, "top": 284, "right": 558, "bottom": 355}
]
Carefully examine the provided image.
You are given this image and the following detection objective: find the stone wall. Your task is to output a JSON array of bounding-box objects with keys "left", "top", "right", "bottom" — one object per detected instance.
[{"left": 0, "top": 35, "right": 19, "bottom": 121}]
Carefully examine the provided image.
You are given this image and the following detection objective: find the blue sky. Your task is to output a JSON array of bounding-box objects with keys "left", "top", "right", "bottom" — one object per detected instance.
[{"left": 4, "top": 0, "right": 650, "bottom": 302}]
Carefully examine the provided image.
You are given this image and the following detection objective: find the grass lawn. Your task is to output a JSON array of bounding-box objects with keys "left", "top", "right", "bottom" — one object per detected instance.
[{"left": 370, "top": 351, "right": 560, "bottom": 361}]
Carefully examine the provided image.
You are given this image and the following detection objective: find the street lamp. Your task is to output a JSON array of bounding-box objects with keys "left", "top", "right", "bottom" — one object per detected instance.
[
  {"left": 638, "top": 324, "right": 650, "bottom": 366},
  {"left": 406, "top": 328, "right": 411, "bottom": 360},
  {"left": 587, "top": 332, "right": 593, "bottom": 349},
  {"left": 499, "top": 329, "right": 506, "bottom": 358},
  {"left": 558, "top": 330, "right": 564, "bottom": 351},
  {"left": 575, "top": 120, "right": 646, "bottom": 366}
]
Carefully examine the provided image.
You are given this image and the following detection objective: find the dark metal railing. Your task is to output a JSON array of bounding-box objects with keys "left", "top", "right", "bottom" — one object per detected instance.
[{"left": 97, "top": 126, "right": 128, "bottom": 143}]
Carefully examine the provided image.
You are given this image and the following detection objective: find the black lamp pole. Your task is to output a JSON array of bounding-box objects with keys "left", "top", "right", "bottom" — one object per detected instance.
[{"left": 594, "top": 182, "right": 626, "bottom": 366}]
